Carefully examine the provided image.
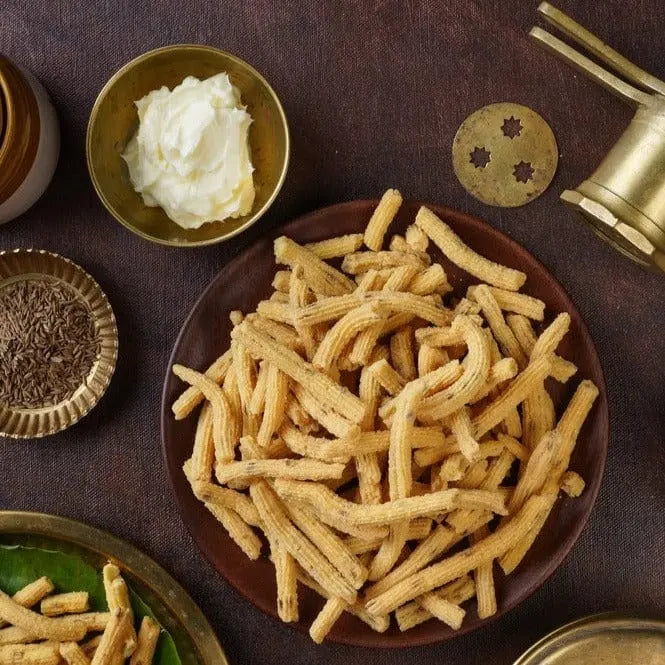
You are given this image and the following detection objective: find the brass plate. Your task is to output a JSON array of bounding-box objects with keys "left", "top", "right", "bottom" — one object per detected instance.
[
  {"left": 514, "top": 614, "right": 665, "bottom": 665},
  {"left": 0, "top": 510, "right": 228, "bottom": 665},
  {"left": 453, "top": 103, "right": 558, "bottom": 207},
  {"left": 0, "top": 249, "right": 118, "bottom": 438}
]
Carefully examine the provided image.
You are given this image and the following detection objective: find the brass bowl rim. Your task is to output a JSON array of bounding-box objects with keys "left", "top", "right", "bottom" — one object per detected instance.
[
  {"left": 512, "top": 613, "right": 665, "bottom": 664},
  {"left": 0, "top": 248, "right": 119, "bottom": 438},
  {"left": 85, "top": 43, "right": 290, "bottom": 248},
  {"left": 0, "top": 510, "right": 229, "bottom": 665}
]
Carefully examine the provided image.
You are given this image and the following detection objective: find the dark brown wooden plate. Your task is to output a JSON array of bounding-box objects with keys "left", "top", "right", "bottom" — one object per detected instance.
[{"left": 161, "top": 200, "right": 608, "bottom": 648}]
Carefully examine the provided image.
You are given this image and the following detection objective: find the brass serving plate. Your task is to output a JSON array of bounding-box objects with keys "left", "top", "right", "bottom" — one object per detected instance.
[
  {"left": 453, "top": 102, "right": 558, "bottom": 207},
  {"left": 0, "top": 511, "right": 228, "bottom": 665},
  {"left": 514, "top": 614, "right": 665, "bottom": 664},
  {"left": 86, "top": 44, "right": 290, "bottom": 247},
  {"left": 0, "top": 249, "right": 118, "bottom": 438}
]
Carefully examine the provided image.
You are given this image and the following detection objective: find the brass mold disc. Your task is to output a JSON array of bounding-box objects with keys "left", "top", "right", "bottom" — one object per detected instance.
[{"left": 453, "top": 102, "right": 558, "bottom": 207}]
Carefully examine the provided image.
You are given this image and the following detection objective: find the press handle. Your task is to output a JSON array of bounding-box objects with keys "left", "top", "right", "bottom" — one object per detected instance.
[
  {"left": 537, "top": 1, "right": 665, "bottom": 98},
  {"left": 529, "top": 27, "right": 652, "bottom": 107}
]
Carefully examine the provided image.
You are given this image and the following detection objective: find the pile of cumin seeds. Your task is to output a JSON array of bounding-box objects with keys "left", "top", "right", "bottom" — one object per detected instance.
[{"left": 0, "top": 278, "right": 101, "bottom": 409}]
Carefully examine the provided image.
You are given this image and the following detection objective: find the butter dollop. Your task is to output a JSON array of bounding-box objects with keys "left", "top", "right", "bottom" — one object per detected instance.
[{"left": 122, "top": 73, "right": 255, "bottom": 229}]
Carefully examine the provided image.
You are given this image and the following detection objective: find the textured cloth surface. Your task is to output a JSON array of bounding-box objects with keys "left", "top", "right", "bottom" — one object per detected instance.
[{"left": 1, "top": 1, "right": 664, "bottom": 663}]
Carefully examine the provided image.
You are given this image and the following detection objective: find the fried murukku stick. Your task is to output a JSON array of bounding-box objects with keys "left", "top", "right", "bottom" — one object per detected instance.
[
  {"left": 297, "top": 569, "right": 389, "bottom": 634},
  {"left": 368, "top": 358, "right": 405, "bottom": 395},
  {"left": 257, "top": 365, "right": 289, "bottom": 447},
  {"left": 129, "top": 617, "right": 160, "bottom": 665},
  {"left": 232, "top": 321, "right": 366, "bottom": 424},
  {"left": 181, "top": 409, "right": 211, "bottom": 487},
  {"left": 40, "top": 592, "right": 89, "bottom": 617},
  {"left": 269, "top": 538, "right": 299, "bottom": 623},
  {"left": 90, "top": 608, "right": 132, "bottom": 665},
  {"left": 471, "top": 355, "right": 552, "bottom": 439},
  {"left": 390, "top": 327, "right": 417, "bottom": 380},
  {"left": 506, "top": 314, "right": 577, "bottom": 383},
  {"left": 272, "top": 270, "right": 292, "bottom": 293},
  {"left": 365, "top": 494, "right": 548, "bottom": 615},
  {"left": 171, "top": 349, "right": 232, "bottom": 420},
  {"left": 292, "top": 384, "right": 361, "bottom": 439},
  {"left": 248, "top": 361, "right": 268, "bottom": 416},
  {"left": 382, "top": 264, "right": 420, "bottom": 291},
  {"left": 416, "top": 591, "right": 466, "bottom": 629},
  {"left": 285, "top": 503, "right": 368, "bottom": 589},
  {"left": 190, "top": 480, "right": 261, "bottom": 526},
  {"left": 274, "top": 236, "right": 355, "bottom": 296},
  {"left": 342, "top": 250, "right": 428, "bottom": 274},
  {"left": 251, "top": 481, "right": 357, "bottom": 603},
  {"left": 309, "top": 597, "right": 346, "bottom": 643},
  {"left": 313, "top": 304, "right": 385, "bottom": 370},
  {"left": 471, "top": 525, "right": 497, "bottom": 619},
  {"left": 305, "top": 233, "right": 364, "bottom": 259},
  {"left": 405, "top": 223, "right": 429, "bottom": 252},
  {"left": 172, "top": 365, "right": 237, "bottom": 464},
  {"left": 364, "top": 189, "right": 403, "bottom": 251},
  {"left": 471, "top": 285, "right": 528, "bottom": 368},
  {"left": 560, "top": 471, "right": 585, "bottom": 497},
  {"left": 256, "top": 299, "right": 293, "bottom": 324},
  {"left": 468, "top": 285, "right": 544, "bottom": 321},
  {"left": 205, "top": 502, "right": 262, "bottom": 560},
  {"left": 101, "top": 566, "right": 136, "bottom": 657},
  {"left": 417, "top": 316, "right": 491, "bottom": 423},
  {"left": 222, "top": 365, "right": 243, "bottom": 446},
  {"left": 0, "top": 578, "right": 55, "bottom": 630},
  {"left": 364, "top": 525, "right": 457, "bottom": 600},
  {"left": 0, "top": 590, "right": 87, "bottom": 641},
  {"left": 415, "top": 206, "right": 526, "bottom": 290},
  {"left": 215, "top": 459, "right": 345, "bottom": 484},
  {"left": 450, "top": 407, "right": 479, "bottom": 462},
  {"left": 414, "top": 325, "right": 463, "bottom": 348},
  {"left": 408, "top": 264, "right": 451, "bottom": 296},
  {"left": 395, "top": 577, "right": 476, "bottom": 631},
  {"left": 279, "top": 424, "right": 350, "bottom": 463},
  {"left": 522, "top": 386, "right": 555, "bottom": 451},
  {"left": 231, "top": 341, "right": 256, "bottom": 412},
  {"left": 354, "top": 367, "right": 383, "bottom": 504},
  {"left": 413, "top": 433, "right": 526, "bottom": 468},
  {"left": 274, "top": 479, "right": 507, "bottom": 526},
  {"left": 417, "top": 344, "right": 449, "bottom": 377},
  {"left": 60, "top": 642, "right": 91, "bottom": 665},
  {"left": 531, "top": 312, "right": 571, "bottom": 361},
  {"left": 469, "top": 357, "right": 518, "bottom": 404},
  {"left": 296, "top": 291, "right": 452, "bottom": 327},
  {"left": 288, "top": 266, "right": 318, "bottom": 361},
  {"left": 245, "top": 313, "right": 304, "bottom": 353},
  {"left": 0, "top": 644, "right": 61, "bottom": 665},
  {"left": 344, "top": 519, "right": 432, "bottom": 554}
]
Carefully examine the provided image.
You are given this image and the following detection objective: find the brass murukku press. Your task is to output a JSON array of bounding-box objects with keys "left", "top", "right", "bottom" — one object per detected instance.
[{"left": 531, "top": 2, "right": 665, "bottom": 273}]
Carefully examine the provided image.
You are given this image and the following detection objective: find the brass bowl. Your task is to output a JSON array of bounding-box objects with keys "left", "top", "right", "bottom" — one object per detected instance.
[
  {"left": 0, "top": 249, "right": 118, "bottom": 439},
  {"left": 86, "top": 45, "right": 289, "bottom": 247}
]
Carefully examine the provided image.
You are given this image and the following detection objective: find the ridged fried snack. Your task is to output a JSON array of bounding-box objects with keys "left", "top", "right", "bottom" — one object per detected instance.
[{"left": 171, "top": 190, "right": 599, "bottom": 643}]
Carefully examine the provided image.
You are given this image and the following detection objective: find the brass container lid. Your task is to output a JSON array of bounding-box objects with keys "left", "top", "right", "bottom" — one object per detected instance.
[
  {"left": 514, "top": 614, "right": 665, "bottom": 665},
  {"left": 0, "top": 55, "right": 40, "bottom": 205}
]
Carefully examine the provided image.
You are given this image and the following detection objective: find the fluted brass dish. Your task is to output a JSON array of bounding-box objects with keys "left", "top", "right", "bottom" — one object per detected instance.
[
  {"left": 87, "top": 44, "right": 289, "bottom": 247},
  {"left": 0, "top": 249, "right": 118, "bottom": 438}
]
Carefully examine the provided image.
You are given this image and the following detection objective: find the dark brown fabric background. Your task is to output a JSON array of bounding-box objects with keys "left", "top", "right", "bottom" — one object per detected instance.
[{"left": 2, "top": 1, "right": 664, "bottom": 663}]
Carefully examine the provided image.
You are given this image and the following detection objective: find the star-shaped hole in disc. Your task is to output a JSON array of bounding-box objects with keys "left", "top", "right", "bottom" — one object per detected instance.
[
  {"left": 513, "top": 161, "right": 535, "bottom": 183},
  {"left": 501, "top": 116, "right": 523, "bottom": 138},
  {"left": 470, "top": 146, "right": 491, "bottom": 169}
]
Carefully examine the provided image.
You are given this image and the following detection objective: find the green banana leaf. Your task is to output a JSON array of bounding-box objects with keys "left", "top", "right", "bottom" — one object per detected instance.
[{"left": 0, "top": 544, "right": 181, "bottom": 665}]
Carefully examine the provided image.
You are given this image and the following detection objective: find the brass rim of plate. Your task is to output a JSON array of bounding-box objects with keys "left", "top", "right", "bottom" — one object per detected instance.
[
  {"left": 0, "top": 510, "right": 229, "bottom": 665},
  {"left": 452, "top": 102, "right": 558, "bottom": 207},
  {"left": 513, "top": 614, "right": 665, "bottom": 664},
  {"left": 0, "top": 249, "right": 118, "bottom": 439}
]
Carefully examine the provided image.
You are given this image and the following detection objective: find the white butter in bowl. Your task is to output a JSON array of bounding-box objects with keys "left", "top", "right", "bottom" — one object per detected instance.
[{"left": 122, "top": 73, "right": 255, "bottom": 229}]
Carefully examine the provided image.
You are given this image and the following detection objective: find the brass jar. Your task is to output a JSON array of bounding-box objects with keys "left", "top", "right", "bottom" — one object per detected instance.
[{"left": 0, "top": 55, "right": 60, "bottom": 224}]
